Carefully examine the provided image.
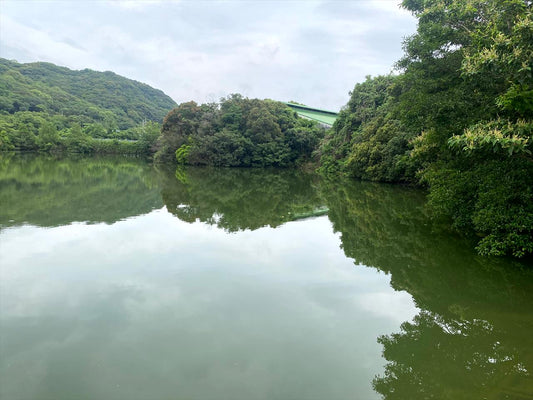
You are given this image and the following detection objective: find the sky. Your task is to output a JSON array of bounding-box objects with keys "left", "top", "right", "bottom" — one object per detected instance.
[{"left": 0, "top": 0, "right": 417, "bottom": 111}]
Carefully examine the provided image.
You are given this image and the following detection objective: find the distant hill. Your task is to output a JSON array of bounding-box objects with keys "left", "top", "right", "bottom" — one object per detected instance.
[{"left": 0, "top": 58, "right": 177, "bottom": 129}]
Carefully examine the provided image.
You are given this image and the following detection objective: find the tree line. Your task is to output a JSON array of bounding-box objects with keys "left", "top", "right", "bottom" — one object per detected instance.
[
  {"left": 318, "top": 0, "right": 532, "bottom": 258},
  {"left": 0, "top": 0, "right": 530, "bottom": 257}
]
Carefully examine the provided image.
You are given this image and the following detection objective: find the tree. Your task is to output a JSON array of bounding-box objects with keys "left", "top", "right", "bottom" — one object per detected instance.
[
  {"left": 322, "top": 0, "right": 533, "bottom": 257},
  {"left": 0, "top": 129, "right": 14, "bottom": 151},
  {"left": 66, "top": 123, "right": 91, "bottom": 153},
  {"left": 155, "top": 96, "right": 323, "bottom": 167},
  {"left": 154, "top": 101, "right": 202, "bottom": 163},
  {"left": 36, "top": 121, "right": 60, "bottom": 152},
  {"left": 138, "top": 121, "right": 161, "bottom": 154},
  {"left": 399, "top": 0, "right": 533, "bottom": 257}
]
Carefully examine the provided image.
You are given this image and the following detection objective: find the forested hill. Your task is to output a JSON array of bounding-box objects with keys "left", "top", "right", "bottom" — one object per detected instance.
[{"left": 0, "top": 58, "right": 176, "bottom": 129}]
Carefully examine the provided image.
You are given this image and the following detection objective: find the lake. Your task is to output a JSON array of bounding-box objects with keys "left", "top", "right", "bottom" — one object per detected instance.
[{"left": 1, "top": 153, "right": 532, "bottom": 400}]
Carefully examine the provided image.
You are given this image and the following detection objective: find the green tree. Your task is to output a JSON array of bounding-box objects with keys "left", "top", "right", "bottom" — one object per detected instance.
[
  {"left": 318, "top": 75, "right": 413, "bottom": 180},
  {"left": 36, "top": 121, "right": 61, "bottom": 152},
  {"left": 66, "top": 123, "right": 91, "bottom": 153},
  {"left": 319, "top": 0, "right": 533, "bottom": 257},
  {"left": 399, "top": 0, "right": 533, "bottom": 257},
  {"left": 138, "top": 121, "right": 161, "bottom": 154},
  {"left": 154, "top": 101, "right": 202, "bottom": 163},
  {"left": 0, "top": 129, "right": 14, "bottom": 151},
  {"left": 155, "top": 96, "right": 323, "bottom": 167}
]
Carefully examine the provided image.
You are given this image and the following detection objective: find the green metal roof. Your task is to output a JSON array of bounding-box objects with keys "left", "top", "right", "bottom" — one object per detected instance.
[{"left": 284, "top": 102, "right": 338, "bottom": 127}]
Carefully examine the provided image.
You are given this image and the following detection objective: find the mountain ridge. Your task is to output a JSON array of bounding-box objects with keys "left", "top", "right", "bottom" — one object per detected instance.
[{"left": 0, "top": 58, "right": 177, "bottom": 129}]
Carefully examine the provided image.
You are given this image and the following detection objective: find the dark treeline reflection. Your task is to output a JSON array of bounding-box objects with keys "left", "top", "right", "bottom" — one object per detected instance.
[
  {"left": 321, "top": 178, "right": 533, "bottom": 399},
  {"left": 0, "top": 153, "right": 162, "bottom": 228},
  {"left": 157, "top": 165, "right": 326, "bottom": 232},
  {"left": 2, "top": 155, "right": 532, "bottom": 398}
]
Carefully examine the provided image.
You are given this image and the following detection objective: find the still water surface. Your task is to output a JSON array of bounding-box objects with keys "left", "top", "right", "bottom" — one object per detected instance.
[{"left": 1, "top": 154, "right": 532, "bottom": 400}]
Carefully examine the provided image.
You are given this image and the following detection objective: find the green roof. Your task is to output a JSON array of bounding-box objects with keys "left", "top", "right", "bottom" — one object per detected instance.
[{"left": 284, "top": 102, "right": 338, "bottom": 127}]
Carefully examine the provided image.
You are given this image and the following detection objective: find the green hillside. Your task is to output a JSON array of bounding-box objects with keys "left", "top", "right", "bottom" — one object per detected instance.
[{"left": 0, "top": 58, "right": 176, "bottom": 129}]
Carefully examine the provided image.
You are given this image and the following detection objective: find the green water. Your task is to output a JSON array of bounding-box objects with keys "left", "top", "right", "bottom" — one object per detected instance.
[{"left": 1, "top": 154, "right": 532, "bottom": 400}]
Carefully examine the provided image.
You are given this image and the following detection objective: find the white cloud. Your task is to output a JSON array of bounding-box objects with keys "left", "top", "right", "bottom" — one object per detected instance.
[
  {"left": 0, "top": 0, "right": 417, "bottom": 109},
  {"left": 0, "top": 15, "right": 90, "bottom": 69},
  {"left": 107, "top": 0, "right": 166, "bottom": 11}
]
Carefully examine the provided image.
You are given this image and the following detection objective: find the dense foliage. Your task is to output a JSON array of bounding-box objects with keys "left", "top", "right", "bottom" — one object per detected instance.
[
  {"left": 318, "top": 75, "right": 415, "bottom": 182},
  {"left": 0, "top": 58, "right": 175, "bottom": 154},
  {"left": 0, "top": 114, "right": 161, "bottom": 155},
  {"left": 155, "top": 94, "right": 324, "bottom": 167},
  {"left": 319, "top": 0, "right": 532, "bottom": 257}
]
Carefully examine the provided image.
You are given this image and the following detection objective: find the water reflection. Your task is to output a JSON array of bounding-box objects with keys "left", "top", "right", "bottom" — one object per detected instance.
[
  {"left": 321, "top": 178, "right": 533, "bottom": 399},
  {"left": 1, "top": 154, "right": 532, "bottom": 399},
  {"left": 0, "top": 153, "right": 162, "bottom": 228},
  {"left": 374, "top": 310, "right": 533, "bottom": 399},
  {"left": 158, "top": 165, "right": 326, "bottom": 231}
]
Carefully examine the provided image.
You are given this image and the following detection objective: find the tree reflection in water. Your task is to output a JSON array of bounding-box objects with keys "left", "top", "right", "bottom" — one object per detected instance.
[
  {"left": 159, "top": 168, "right": 533, "bottom": 399},
  {"left": 321, "top": 178, "right": 533, "bottom": 400},
  {"left": 2, "top": 154, "right": 532, "bottom": 398},
  {"left": 0, "top": 153, "right": 162, "bottom": 228},
  {"left": 158, "top": 165, "right": 326, "bottom": 232}
]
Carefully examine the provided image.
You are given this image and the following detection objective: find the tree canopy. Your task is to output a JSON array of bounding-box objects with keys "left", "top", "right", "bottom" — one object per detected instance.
[
  {"left": 318, "top": 0, "right": 532, "bottom": 257},
  {"left": 154, "top": 94, "right": 325, "bottom": 167}
]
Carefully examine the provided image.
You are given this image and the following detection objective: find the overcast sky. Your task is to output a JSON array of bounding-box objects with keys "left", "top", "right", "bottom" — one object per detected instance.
[{"left": 0, "top": 0, "right": 417, "bottom": 111}]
